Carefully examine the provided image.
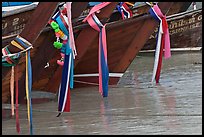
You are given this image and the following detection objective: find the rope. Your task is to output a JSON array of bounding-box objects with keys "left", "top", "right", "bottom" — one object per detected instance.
[{"left": 74, "top": 80, "right": 99, "bottom": 86}]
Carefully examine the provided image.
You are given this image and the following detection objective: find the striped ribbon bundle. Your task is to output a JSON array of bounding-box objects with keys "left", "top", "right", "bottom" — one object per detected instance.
[
  {"left": 83, "top": 2, "right": 110, "bottom": 97},
  {"left": 116, "top": 2, "right": 133, "bottom": 19},
  {"left": 149, "top": 4, "right": 171, "bottom": 84},
  {"left": 2, "top": 43, "right": 21, "bottom": 134},
  {"left": 66, "top": 2, "right": 77, "bottom": 58},
  {"left": 51, "top": 2, "right": 75, "bottom": 114},
  {"left": 2, "top": 53, "right": 19, "bottom": 133},
  {"left": 4, "top": 35, "right": 33, "bottom": 134}
]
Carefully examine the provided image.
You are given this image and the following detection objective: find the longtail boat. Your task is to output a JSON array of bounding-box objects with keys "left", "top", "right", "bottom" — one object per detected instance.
[
  {"left": 2, "top": 2, "right": 192, "bottom": 47},
  {"left": 2, "top": 2, "right": 88, "bottom": 47},
  {"left": 46, "top": 2, "right": 192, "bottom": 89},
  {"left": 141, "top": 4, "right": 202, "bottom": 52},
  {"left": 2, "top": 2, "right": 192, "bottom": 104},
  {"left": 2, "top": 3, "right": 37, "bottom": 46},
  {"left": 2, "top": 2, "right": 89, "bottom": 103}
]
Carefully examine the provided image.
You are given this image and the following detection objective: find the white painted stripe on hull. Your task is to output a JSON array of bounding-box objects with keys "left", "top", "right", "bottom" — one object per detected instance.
[
  {"left": 140, "top": 47, "right": 202, "bottom": 53},
  {"left": 74, "top": 73, "right": 123, "bottom": 78},
  {"left": 2, "top": 2, "right": 39, "bottom": 12}
]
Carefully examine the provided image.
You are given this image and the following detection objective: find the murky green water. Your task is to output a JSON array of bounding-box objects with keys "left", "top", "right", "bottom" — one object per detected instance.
[{"left": 2, "top": 51, "right": 202, "bottom": 135}]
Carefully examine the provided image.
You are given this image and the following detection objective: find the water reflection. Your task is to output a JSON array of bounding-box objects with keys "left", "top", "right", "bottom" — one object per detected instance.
[
  {"left": 155, "top": 84, "right": 181, "bottom": 131},
  {"left": 130, "top": 68, "right": 159, "bottom": 117},
  {"left": 2, "top": 52, "right": 201, "bottom": 135},
  {"left": 126, "top": 66, "right": 181, "bottom": 132},
  {"left": 100, "top": 98, "right": 113, "bottom": 134},
  {"left": 61, "top": 116, "right": 74, "bottom": 134}
]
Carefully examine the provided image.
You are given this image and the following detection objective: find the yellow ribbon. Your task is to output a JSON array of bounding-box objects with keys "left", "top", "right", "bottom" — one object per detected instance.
[
  {"left": 125, "top": 2, "right": 134, "bottom": 6},
  {"left": 10, "top": 36, "right": 33, "bottom": 134},
  {"left": 10, "top": 66, "right": 15, "bottom": 116},
  {"left": 11, "top": 40, "right": 25, "bottom": 50},
  {"left": 25, "top": 51, "right": 31, "bottom": 133}
]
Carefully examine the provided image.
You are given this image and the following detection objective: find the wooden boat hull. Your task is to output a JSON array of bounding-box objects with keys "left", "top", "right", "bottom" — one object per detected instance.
[
  {"left": 132, "top": 2, "right": 192, "bottom": 17},
  {"left": 2, "top": 2, "right": 89, "bottom": 103},
  {"left": 32, "top": 2, "right": 191, "bottom": 91},
  {"left": 2, "top": 2, "right": 192, "bottom": 103},
  {"left": 2, "top": 2, "right": 192, "bottom": 47},
  {"left": 142, "top": 8, "right": 202, "bottom": 51},
  {"left": 2, "top": 2, "right": 89, "bottom": 47},
  {"left": 2, "top": 4, "right": 36, "bottom": 47},
  {"left": 32, "top": 2, "right": 120, "bottom": 92},
  {"left": 2, "top": 2, "right": 118, "bottom": 103}
]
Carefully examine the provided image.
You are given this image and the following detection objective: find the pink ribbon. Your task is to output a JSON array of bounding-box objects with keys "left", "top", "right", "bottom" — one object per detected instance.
[
  {"left": 83, "top": 2, "right": 111, "bottom": 23},
  {"left": 150, "top": 4, "right": 172, "bottom": 84},
  {"left": 83, "top": 2, "right": 110, "bottom": 97},
  {"left": 153, "top": 5, "right": 171, "bottom": 59},
  {"left": 66, "top": 2, "right": 77, "bottom": 58}
]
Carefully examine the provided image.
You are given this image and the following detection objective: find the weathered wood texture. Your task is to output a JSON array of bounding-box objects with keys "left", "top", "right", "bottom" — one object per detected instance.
[
  {"left": 2, "top": 2, "right": 60, "bottom": 103},
  {"left": 143, "top": 9, "right": 202, "bottom": 50}
]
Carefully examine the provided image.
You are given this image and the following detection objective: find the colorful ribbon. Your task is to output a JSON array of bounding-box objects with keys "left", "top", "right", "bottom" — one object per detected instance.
[
  {"left": 149, "top": 4, "right": 171, "bottom": 84},
  {"left": 2, "top": 42, "right": 22, "bottom": 134},
  {"left": 2, "top": 47, "right": 20, "bottom": 66},
  {"left": 51, "top": 2, "right": 75, "bottom": 114},
  {"left": 116, "top": 2, "right": 133, "bottom": 19},
  {"left": 10, "top": 66, "right": 15, "bottom": 116},
  {"left": 15, "top": 65, "right": 20, "bottom": 133},
  {"left": 11, "top": 36, "right": 33, "bottom": 135},
  {"left": 66, "top": 2, "right": 77, "bottom": 58},
  {"left": 58, "top": 51, "right": 73, "bottom": 113},
  {"left": 83, "top": 2, "right": 110, "bottom": 97},
  {"left": 83, "top": 2, "right": 111, "bottom": 22}
]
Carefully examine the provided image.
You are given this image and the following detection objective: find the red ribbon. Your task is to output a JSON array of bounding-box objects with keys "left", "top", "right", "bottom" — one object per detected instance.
[{"left": 15, "top": 65, "right": 20, "bottom": 133}]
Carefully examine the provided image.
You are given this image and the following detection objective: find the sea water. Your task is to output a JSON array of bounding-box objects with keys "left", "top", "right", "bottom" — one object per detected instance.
[{"left": 2, "top": 50, "right": 202, "bottom": 135}]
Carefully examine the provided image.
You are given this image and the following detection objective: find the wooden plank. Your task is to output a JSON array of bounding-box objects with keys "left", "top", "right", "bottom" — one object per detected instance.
[{"left": 71, "top": 2, "right": 88, "bottom": 19}]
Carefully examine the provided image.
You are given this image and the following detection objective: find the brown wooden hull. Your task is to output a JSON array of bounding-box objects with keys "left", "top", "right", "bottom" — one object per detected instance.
[
  {"left": 32, "top": 2, "right": 189, "bottom": 91},
  {"left": 2, "top": 4, "right": 36, "bottom": 47},
  {"left": 142, "top": 9, "right": 202, "bottom": 51},
  {"left": 2, "top": 2, "right": 89, "bottom": 47},
  {"left": 2, "top": 2, "right": 89, "bottom": 103},
  {"left": 132, "top": 2, "right": 192, "bottom": 17},
  {"left": 2, "top": 2, "right": 192, "bottom": 103},
  {"left": 33, "top": 3, "right": 119, "bottom": 93},
  {"left": 2, "top": 4, "right": 36, "bottom": 36},
  {"left": 2, "top": 2, "right": 192, "bottom": 47},
  {"left": 2, "top": 2, "right": 118, "bottom": 103}
]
